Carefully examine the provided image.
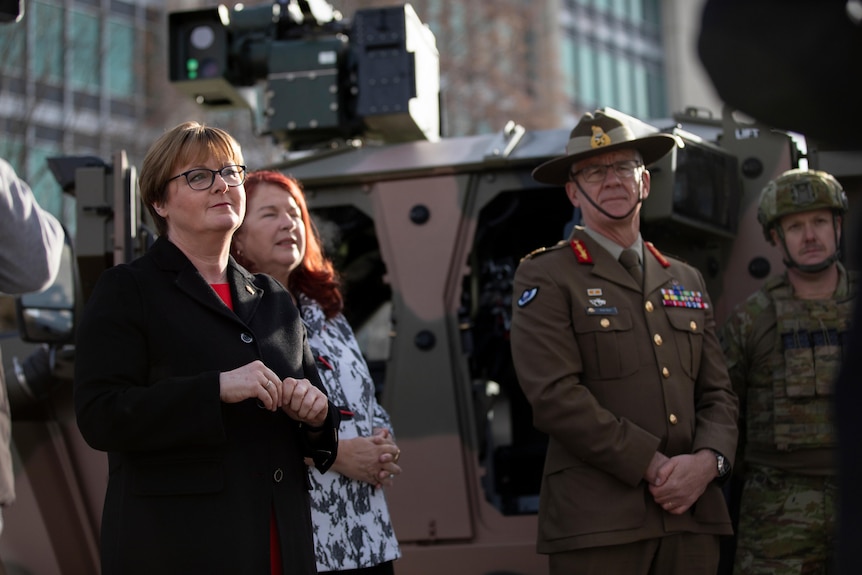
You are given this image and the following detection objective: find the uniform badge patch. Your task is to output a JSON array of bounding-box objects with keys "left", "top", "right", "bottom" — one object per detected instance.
[
  {"left": 587, "top": 288, "right": 602, "bottom": 296},
  {"left": 518, "top": 287, "right": 539, "bottom": 307},
  {"left": 591, "top": 125, "right": 611, "bottom": 148},
  {"left": 589, "top": 298, "right": 607, "bottom": 307},
  {"left": 586, "top": 306, "right": 618, "bottom": 315},
  {"left": 661, "top": 286, "right": 710, "bottom": 309}
]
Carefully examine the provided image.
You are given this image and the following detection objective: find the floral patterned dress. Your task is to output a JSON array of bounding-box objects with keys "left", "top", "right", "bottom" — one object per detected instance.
[{"left": 299, "top": 293, "right": 401, "bottom": 571}]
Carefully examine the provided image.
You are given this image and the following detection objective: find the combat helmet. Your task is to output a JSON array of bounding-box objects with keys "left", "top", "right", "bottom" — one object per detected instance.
[
  {"left": 757, "top": 168, "right": 848, "bottom": 272},
  {"left": 757, "top": 169, "right": 847, "bottom": 243}
]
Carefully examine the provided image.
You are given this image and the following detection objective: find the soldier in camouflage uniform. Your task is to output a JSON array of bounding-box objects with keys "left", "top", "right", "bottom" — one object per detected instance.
[{"left": 720, "top": 169, "right": 854, "bottom": 575}]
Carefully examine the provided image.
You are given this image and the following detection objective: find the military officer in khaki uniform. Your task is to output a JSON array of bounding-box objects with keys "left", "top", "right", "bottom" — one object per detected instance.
[
  {"left": 721, "top": 169, "right": 854, "bottom": 574},
  {"left": 510, "top": 109, "right": 738, "bottom": 575}
]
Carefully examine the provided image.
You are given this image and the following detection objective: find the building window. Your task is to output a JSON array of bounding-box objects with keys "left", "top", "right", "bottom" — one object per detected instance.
[
  {"left": 633, "top": 61, "right": 649, "bottom": 118},
  {"left": 592, "top": 0, "right": 611, "bottom": 12},
  {"left": 647, "top": 67, "right": 666, "bottom": 118},
  {"left": 0, "top": 74, "right": 25, "bottom": 94},
  {"left": 70, "top": 10, "right": 100, "bottom": 91},
  {"left": 110, "top": 0, "right": 135, "bottom": 18},
  {"left": 0, "top": 141, "right": 23, "bottom": 165},
  {"left": 0, "top": 19, "right": 25, "bottom": 74},
  {"left": 31, "top": 1, "right": 64, "bottom": 84},
  {"left": 641, "top": 0, "right": 660, "bottom": 27},
  {"left": 106, "top": 19, "right": 135, "bottom": 98},
  {"left": 565, "top": 0, "right": 664, "bottom": 118},
  {"left": 561, "top": 38, "right": 576, "bottom": 101},
  {"left": 110, "top": 99, "right": 136, "bottom": 118},
  {"left": 596, "top": 49, "right": 615, "bottom": 109},
  {"left": 576, "top": 41, "right": 596, "bottom": 107},
  {"left": 73, "top": 91, "right": 100, "bottom": 110},
  {"left": 34, "top": 125, "right": 63, "bottom": 143},
  {"left": 27, "top": 145, "right": 64, "bottom": 218},
  {"left": 616, "top": 58, "right": 633, "bottom": 113},
  {"left": 628, "top": 0, "right": 644, "bottom": 23},
  {"left": 73, "top": 131, "right": 100, "bottom": 151},
  {"left": 34, "top": 82, "right": 63, "bottom": 102}
]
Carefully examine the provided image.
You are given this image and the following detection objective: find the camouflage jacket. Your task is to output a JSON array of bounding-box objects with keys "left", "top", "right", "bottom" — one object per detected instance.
[{"left": 720, "top": 263, "right": 856, "bottom": 473}]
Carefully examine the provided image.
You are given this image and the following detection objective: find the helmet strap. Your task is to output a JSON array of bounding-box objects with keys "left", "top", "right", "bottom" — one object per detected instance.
[
  {"left": 574, "top": 178, "right": 642, "bottom": 221},
  {"left": 775, "top": 213, "right": 842, "bottom": 273}
]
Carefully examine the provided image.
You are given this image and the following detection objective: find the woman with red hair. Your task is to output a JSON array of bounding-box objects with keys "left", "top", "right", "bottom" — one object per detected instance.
[{"left": 232, "top": 170, "right": 402, "bottom": 574}]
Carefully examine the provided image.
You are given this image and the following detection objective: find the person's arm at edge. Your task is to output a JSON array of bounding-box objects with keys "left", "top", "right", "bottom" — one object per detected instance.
[
  {"left": 0, "top": 158, "right": 64, "bottom": 294},
  {"left": 690, "top": 277, "right": 739, "bottom": 473}
]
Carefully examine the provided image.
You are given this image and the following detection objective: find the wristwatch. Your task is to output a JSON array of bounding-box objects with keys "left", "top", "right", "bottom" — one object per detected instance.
[{"left": 712, "top": 450, "right": 730, "bottom": 479}]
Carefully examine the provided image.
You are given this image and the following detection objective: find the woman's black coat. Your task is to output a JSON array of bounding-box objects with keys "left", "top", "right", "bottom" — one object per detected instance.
[{"left": 74, "top": 237, "right": 338, "bottom": 575}]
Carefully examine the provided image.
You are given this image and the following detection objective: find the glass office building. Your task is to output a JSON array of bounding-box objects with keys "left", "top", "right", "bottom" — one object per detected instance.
[
  {"left": 559, "top": 0, "right": 666, "bottom": 119},
  {"left": 0, "top": 0, "right": 165, "bottom": 224}
]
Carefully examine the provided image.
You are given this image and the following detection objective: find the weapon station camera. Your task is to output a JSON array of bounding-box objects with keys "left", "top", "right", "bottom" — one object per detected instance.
[{"left": 168, "top": 0, "right": 440, "bottom": 151}]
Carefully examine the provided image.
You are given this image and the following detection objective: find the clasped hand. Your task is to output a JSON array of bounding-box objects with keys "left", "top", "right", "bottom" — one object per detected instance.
[
  {"left": 219, "top": 360, "right": 328, "bottom": 427},
  {"left": 644, "top": 450, "right": 716, "bottom": 515},
  {"left": 331, "top": 427, "right": 402, "bottom": 488}
]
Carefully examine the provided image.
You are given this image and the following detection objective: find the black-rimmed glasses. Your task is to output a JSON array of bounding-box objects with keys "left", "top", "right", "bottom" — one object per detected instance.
[
  {"left": 168, "top": 165, "right": 247, "bottom": 190},
  {"left": 571, "top": 160, "right": 643, "bottom": 183}
]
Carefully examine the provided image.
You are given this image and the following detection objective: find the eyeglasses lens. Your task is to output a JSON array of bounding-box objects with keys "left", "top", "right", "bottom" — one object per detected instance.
[
  {"left": 186, "top": 166, "right": 246, "bottom": 190},
  {"left": 579, "top": 160, "right": 640, "bottom": 183}
]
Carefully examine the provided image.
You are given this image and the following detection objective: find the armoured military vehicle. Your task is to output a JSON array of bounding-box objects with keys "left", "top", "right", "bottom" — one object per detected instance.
[{"left": 2, "top": 1, "right": 861, "bottom": 573}]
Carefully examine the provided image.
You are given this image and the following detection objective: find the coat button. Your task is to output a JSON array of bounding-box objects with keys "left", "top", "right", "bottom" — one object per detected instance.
[
  {"left": 645, "top": 301, "right": 654, "bottom": 312},
  {"left": 690, "top": 320, "right": 698, "bottom": 332},
  {"left": 662, "top": 367, "right": 670, "bottom": 378},
  {"left": 669, "top": 414, "right": 678, "bottom": 425},
  {"left": 241, "top": 333, "right": 253, "bottom": 343},
  {"left": 273, "top": 468, "right": 283, "bottom": 483},
  {"left": 653, "top": 334, "right": 663, "bottom": 346},
  {"left": 600, "top": 318, "right": 610, "bottom": 328}
]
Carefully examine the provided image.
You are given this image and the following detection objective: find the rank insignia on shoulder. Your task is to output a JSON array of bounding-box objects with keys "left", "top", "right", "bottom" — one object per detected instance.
[
  {"left": 517, "top": 287, "right": 538, "bottom": 307},
  {"left": 521, "top": 241, "right": 566, "bottom": 261},
  {"left": 570, "top": 239, "right": 593, "bottom": 263},
  {"left": 645, "top": 241, "right": 671, "bottom": 268},
  {"left": 522, "top": 246, "right": 546, "bottom": 261}
]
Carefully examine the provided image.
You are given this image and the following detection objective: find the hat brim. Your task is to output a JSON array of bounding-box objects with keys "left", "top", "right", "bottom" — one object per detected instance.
[{"left": 532, "top": 133, "right": 679, "bottom": 186}]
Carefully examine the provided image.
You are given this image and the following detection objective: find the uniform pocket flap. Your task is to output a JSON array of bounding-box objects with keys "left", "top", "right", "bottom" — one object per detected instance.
[
  {"left": 666, "top": 309, "right": 704, "bottom": 333},
  {"left": 573, "top": 309, "right": 633, "bottom": 333}
]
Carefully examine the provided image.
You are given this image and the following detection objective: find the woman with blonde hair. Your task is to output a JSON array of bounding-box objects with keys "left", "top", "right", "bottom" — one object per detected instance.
[{"left": 74, "top": 123, "right": 338, "bottom": 575}]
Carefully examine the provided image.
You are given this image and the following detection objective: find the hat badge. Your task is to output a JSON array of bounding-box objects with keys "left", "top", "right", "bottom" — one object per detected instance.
[{"left": 591, "top": 125, "right": 611, "bottom": 149}]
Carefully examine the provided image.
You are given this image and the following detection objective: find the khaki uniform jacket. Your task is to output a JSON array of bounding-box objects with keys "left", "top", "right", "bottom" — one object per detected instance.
[{"left": 510, "top": 227, "right": 738, "bottom": 554}]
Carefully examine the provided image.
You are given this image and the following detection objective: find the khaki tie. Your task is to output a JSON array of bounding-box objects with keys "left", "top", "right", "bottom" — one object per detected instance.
[{"left": 619, "top": 248, "right": 643, "bottom": 287}]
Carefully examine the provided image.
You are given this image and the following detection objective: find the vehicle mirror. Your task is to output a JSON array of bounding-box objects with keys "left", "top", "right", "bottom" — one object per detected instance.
[{"left": 15, "top": 229, "right": 79, "bottom": 344}]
